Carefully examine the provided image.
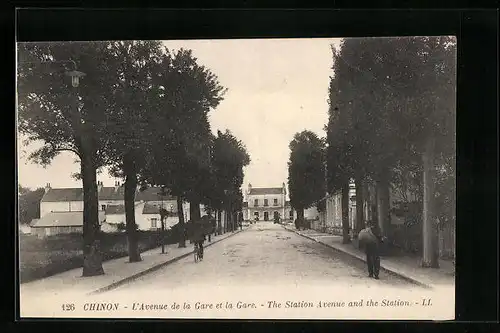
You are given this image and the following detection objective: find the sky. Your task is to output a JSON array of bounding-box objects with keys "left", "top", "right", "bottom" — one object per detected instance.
[{"left": 17, "top": 38, "right": 342, "bottom": 192}]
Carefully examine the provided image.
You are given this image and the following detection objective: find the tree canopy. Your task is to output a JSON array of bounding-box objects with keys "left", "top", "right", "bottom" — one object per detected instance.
[
  {"left": 18, "top": 186, "right": 45, "bottom": 225},
  {"left": 288, "top": 130, "right": 326, "bottom": 213}
]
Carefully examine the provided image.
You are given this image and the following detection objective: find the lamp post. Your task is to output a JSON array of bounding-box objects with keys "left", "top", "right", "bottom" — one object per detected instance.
[
  {"left": 159, "top": 187, "right": 166, "bottom": 254},
  {"left": 65, "top": 67, "right": 104, "bottom": 276}
]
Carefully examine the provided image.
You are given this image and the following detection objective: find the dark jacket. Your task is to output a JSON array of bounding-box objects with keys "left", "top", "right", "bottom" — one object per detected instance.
[
  {"left": 191, "top": 223, "right": 205, "bottom": 243},
  {"left": 370, "top": 226, "right": 383, "bottom": 243}
]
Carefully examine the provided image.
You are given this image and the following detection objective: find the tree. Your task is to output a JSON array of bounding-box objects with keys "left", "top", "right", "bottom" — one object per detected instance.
[
  {"left": 210, "top": 130, "right": 250, "bottom": 232},
  {"left": 105, "top": 41, "right": 164, "bottom": 263},
  {"left": 139, "top": 48, "right": 226, "bottom": 247},
  {"left": 18, "top": 186, "right": 45, "bottom": 225},
  {"left": 17, "top": 41, "right": 119, "bottom": 276},
  {"left": 288, "top": 130, "right": 326, "bottom": 224}
]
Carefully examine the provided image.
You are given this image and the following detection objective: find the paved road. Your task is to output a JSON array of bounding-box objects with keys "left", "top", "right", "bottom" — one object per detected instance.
[{"left": 106, "top": 222, "right": 415, "bottom": 294}]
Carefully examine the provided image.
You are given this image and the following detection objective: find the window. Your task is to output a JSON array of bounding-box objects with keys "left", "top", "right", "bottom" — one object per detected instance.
[
  {"left": 273, "top": 198, "right": 278, "bottom": 206},
  {"left": 264, "top": 199, "right": 268, "bottom": 206},
  {"left": 151, "top": 218, "right": 158, "bottom": 229},
  {"left": 254, "top": 199, "right": 259, "bottom": 207},
  {"left": 101, "top": 204, "right": 106, "bottom": 211}
]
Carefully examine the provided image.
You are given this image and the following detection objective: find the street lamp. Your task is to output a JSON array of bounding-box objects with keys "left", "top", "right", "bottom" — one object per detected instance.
[{"left": 66, "top": 70, "right": 86, "bottom": 88}]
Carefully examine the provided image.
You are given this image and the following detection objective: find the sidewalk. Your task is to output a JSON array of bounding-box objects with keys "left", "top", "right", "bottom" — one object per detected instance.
[
  {"left": 282, "top": 223, "right": 455, "bottom": 289},
  {"left": 20, "top": 227, "right": 247, "bottom": 297}
]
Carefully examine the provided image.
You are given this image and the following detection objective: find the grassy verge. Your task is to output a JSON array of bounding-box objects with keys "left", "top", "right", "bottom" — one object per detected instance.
[{"left": 20, "top": 230, "right": 178, "bottom": 283}]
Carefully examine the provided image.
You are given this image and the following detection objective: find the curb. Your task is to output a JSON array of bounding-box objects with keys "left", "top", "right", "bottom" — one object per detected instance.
[
  {"left": 282, "top": 225, "right": 432, "bottom": 289},
  {"left": 88, "top": 229, "right": 246, "bottom": 295}
]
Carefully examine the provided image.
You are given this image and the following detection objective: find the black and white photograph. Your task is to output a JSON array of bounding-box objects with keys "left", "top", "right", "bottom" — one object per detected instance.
[{"left": 17, "top": 37, "right": 456, "bottom": 320}]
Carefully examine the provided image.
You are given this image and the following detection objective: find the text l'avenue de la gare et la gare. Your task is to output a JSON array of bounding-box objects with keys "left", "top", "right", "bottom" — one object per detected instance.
[{"left": 74, "top": 298, "right": 433, "bottom": 312}]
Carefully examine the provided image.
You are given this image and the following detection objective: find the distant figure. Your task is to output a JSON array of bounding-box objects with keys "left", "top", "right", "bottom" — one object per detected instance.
[{"left": 358, "top": 220, "right": 384, "bottom": 279}]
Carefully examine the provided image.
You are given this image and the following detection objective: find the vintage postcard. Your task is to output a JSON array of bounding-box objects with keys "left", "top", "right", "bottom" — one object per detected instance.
[{"left": 17, "top": 37, "right": 456, "bottom": 320}]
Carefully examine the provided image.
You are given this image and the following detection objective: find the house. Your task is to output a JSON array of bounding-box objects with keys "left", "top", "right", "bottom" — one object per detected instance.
[
  {"left": 245, "top": 183, "right": 287, "bottom": 221},
  {"left": 101, "top": 204, "right": 138, "bottom": 233},
  {"left": 316, "top": 180, "right": 356, "bottom": 234},
  {"left": 103, "top": 202, "right": 181, "bottom": 232},
  {"left": 30, "top": 211, "right": 106, "bottom": 238},
  {"left": 37, "top": 182, "right": 208, "bottom": 236},
  {"left": 139, "top": 202, "right": 180, "bottom": 231},
  {"left": 40, "top": 181, "right": 128, "bottom": 218}
]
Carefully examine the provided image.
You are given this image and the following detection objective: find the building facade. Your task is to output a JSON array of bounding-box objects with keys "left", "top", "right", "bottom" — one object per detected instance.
[
  {"left": 33, "top": 181, "right": 203, "bottom": 237},
  {"left": 244, "top": 183, "right": 287, "bottom": 222}
]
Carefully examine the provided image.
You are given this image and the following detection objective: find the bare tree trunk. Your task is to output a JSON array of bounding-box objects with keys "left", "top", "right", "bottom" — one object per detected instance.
[
  {"left": 296, "top": 207, "right": 304, "bottom": 221},
  {"left": 217, "top": 210, "right": 222, "bottom": 235},
  {"left": 81, "top": 150, "right": 104, "bottom": 277},
  {"left": 124, "top": 159, "right": 141, "bottom": 262},
  {"left": 376, "top": 171, "right": 391, "bottom": 238},
  {"left": 177, "top": 196, "right": 186, "bottom": 248},
  {"left": 341, "top": 182, "right": 350, "bottom": 244},
  {"left": 190, "top": 198, "right": 201, "bottom": 222},
  {"left": 422, "top": 137, "right": 439, "bottom": 268},
  {"left": 71, "top": 90, "right": 103, "bottom": 277},
  {"left": 355, "top": 177, "right": 364, "bottom": 236}
]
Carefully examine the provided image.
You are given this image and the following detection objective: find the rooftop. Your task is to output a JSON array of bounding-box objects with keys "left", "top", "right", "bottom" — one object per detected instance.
[
  {"left": 136, "top": 187, "right": 176, "bottom": 202},
  {"left": 142, "top": 203, "right": 176, "bottom": 216},
  {"left": 248, "top": 187, "right": 285, "bottom": 195},
  {"left": 40, "top": 185, "right": 176, "bottom": 203},
  {"left": 30, "top": 211, "right": 106, "bottom": 228},
  {"left": 105, "top": 205, "right": 125, "bottom": 215}
]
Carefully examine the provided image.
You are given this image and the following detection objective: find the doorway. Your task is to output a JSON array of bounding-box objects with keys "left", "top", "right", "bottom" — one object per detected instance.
[
  {"left": 264, "top": 212, "right": 269, "bottom": 221},
  {"left": 273, "top": 211, "right": 279, "bottom": 221}
]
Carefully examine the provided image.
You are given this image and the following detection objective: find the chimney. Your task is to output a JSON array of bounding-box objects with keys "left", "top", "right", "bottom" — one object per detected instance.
[
  {"left": 247, "top": 183, "right": 252, "bottom": 195},
  {"left": 98, "top": 181, "right": 103, "bottom": 192},
  {"left": 114, "top": 180, "right": 120, "bottom": 190},
  {"left": 44, "top": 183, "right": 51, "bottom": 193}
]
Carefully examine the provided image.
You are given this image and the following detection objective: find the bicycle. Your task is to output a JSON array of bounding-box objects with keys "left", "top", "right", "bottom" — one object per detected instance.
[{"left": 194, "top": 242, "right": 203, "bottom": 263}]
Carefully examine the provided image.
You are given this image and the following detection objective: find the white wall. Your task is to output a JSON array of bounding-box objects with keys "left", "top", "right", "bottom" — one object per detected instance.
[
  {"left": 40, "top": 201, "right": 84, "bottom": 218},
  {"left": 304, "top": 206, "right": 320, "bottom": 220},
  {"left": 41, "top": 199, "right": 124, "bottom": 217},
  {"left": 99, "top": 200, "right": 125, "bottom": 210},
  {"left": 106, "top": 214, "right": 126, "bottom": 225},
  {"left": 247, "top": 194, "right": 285, "bottom": 207}
]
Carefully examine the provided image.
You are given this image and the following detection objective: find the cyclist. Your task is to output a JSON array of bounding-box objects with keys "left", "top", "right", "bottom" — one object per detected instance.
[{"left": 192, "top": 219, "right": 206, "bottom": 260}]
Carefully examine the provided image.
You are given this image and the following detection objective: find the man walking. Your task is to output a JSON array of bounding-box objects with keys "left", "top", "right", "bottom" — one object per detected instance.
[{"left": 359, "top": 220, "right": 384, "bottom": 279}]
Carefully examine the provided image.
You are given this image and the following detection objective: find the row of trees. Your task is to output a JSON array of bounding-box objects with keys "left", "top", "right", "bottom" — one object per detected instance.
[
  {"left": 287, "top": 37, "right": 455, "bottom": 268},
  {"left": 325, "top": 37, "right": 456, "bottom": 267},
  {"left": 17, "top": 41, "right": 250, "bottom": 276}
]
